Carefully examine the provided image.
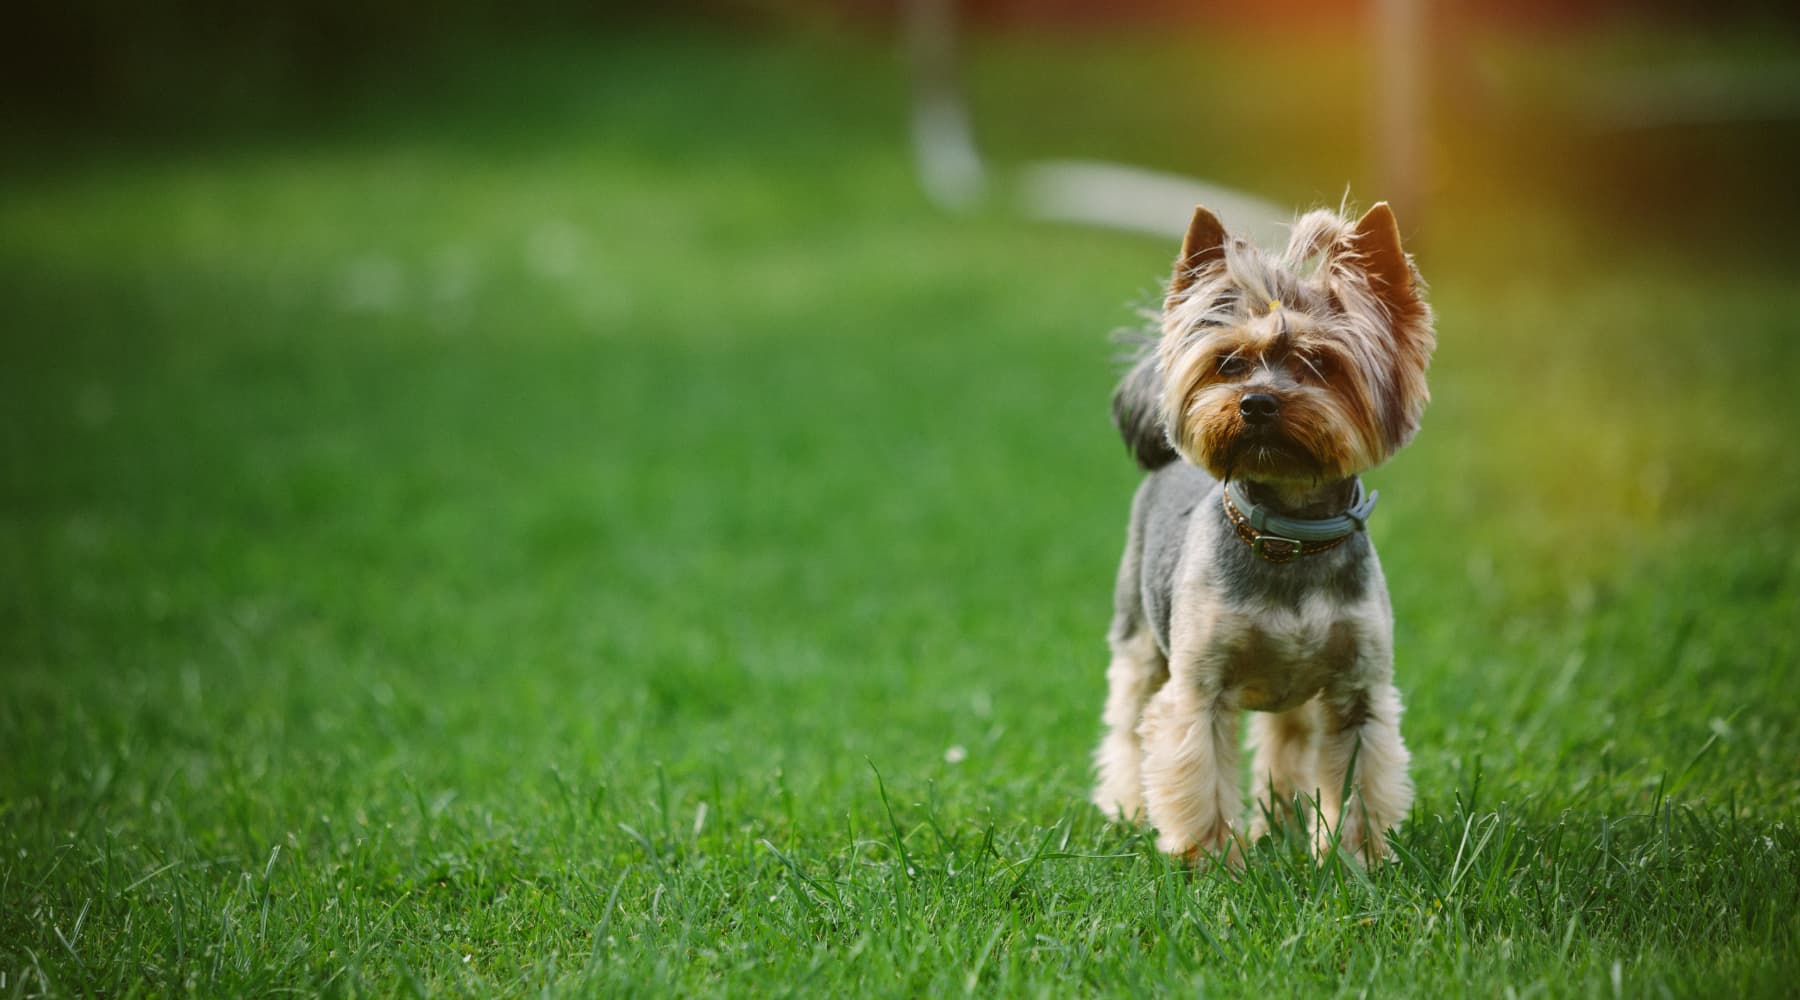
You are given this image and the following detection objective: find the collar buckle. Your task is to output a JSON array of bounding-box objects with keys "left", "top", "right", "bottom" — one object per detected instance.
[{"left": 1250, "top": 533, "right": 1305, "bottom": 564}]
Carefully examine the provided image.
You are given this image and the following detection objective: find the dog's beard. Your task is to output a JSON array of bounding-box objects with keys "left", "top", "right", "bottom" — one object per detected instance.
[
  {"left": 1216, "top": 427, "right": 1324, "bottom": 483},
  {"left": 1170, "top": 373, "right": 1379, "bottom": 486}
]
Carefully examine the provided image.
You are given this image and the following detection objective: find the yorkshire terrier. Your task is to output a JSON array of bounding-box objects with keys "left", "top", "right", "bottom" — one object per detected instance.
[{"left": 1091, "top": 202, "right": 1435, "bottom": 866}]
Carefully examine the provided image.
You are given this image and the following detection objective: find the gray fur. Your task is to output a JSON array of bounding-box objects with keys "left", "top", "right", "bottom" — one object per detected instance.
[
  {"left": 1135, "top": 463, "right": 1205, "bottom": 658},
  {"left": 1206, "top": 492, "right": 1371, "bottom": 611},
  {"left": 1120, "top": 464, "right": 1373, "bottom": 659},
  {"left": 1111, "top": 339, "right": 1177, "bottom": 470}
]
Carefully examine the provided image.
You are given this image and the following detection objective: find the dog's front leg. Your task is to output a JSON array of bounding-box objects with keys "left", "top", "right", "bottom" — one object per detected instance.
[
  {"left": 1137, "top": 667, "right": 1242, "bottom": 866},
  {"left": 1315, "top": 677, "right": 1413, "bottom": 864}
]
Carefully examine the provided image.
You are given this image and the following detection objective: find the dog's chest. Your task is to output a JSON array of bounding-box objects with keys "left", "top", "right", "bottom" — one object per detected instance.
[{"left": 1213, "top": 607, "right": 1358, "bottom": 712}]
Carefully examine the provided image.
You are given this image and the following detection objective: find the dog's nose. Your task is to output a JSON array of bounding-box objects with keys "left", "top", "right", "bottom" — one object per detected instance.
[{"left": 1239, "top": 393, "right": 1280, "bottom": 424}]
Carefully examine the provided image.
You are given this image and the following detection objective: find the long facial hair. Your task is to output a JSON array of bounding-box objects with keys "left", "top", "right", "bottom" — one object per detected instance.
[{"left": 1145, "top": 203, "right": 1435, "bottom": 486}]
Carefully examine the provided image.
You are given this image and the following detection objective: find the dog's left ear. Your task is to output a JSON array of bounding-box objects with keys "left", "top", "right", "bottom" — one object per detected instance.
[
  {"left": 1339, "top": 202, "right": 1436, "bottom": 453},
  {"left": 1349, "top": 203, "right": 1417, "bottom": 318}
]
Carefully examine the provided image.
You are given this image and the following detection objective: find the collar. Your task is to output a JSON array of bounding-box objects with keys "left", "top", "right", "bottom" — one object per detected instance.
[{"left": 1221, "top": 478, "right": 1378, "bottom": 564}]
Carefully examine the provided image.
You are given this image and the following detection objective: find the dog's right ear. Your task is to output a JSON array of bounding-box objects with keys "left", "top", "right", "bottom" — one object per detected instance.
[{"left": 1167, "top": 205, "right": 1228, "bottom": 304}]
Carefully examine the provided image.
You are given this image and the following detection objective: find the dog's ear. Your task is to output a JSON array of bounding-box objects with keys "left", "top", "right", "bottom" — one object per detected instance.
[
  {"left": 1339, "top": 202, "right": 1435, "bottom": 453},
  {"left": 1167, "top": 205, "right": 1228, "bottom": 303},
  {"left": 1347, "top": 203, "right": 1417, "bottom": 320}
]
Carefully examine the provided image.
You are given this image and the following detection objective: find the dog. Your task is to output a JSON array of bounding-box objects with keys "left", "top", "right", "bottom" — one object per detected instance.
[{"left": 1090, "top": 202, "right": 1435, "bottom": 866}]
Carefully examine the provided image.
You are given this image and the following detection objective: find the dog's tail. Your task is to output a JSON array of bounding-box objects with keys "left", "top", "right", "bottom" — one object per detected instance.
[{"left": 1111, "top": 333, "right": 1178, "bottom": 471}]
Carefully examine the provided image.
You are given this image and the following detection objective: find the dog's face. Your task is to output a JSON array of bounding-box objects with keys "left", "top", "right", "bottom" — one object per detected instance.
[{"left": 1157, "top": 204, "right": 1435, "bottom": 485}]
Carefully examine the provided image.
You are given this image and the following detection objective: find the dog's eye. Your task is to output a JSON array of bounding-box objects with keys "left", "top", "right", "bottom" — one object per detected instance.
[
  {"left": 1218, "top": 357, "right": 1248, "bottom": 377},
  {"left": 1298, "top": 354, "right": 1334, "bottom": 381}
]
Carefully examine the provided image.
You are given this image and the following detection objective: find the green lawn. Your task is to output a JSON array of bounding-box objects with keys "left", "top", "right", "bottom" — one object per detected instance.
[{"left": 3, "top": 24, "right": 1798, "bottom": 997}]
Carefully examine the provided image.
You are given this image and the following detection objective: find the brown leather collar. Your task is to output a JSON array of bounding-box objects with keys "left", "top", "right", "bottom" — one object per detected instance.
[{"left": 1221, "top": 489, "right": 1355, "bottom": 564}]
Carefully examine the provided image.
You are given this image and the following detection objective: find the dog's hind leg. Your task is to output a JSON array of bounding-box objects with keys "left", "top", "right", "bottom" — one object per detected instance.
[
  {"left": 1091, "top": 497, "right": 1168, "bottom": 821},
  {"left": 1091, "top": 482, "right": 1171, "bottom": 822},
  {"left": 1247, "top": 699, "right": 1321, "bottom": 842},
  {"left": 1091, "top": 627, "right": 1166, "bottom": 821}
]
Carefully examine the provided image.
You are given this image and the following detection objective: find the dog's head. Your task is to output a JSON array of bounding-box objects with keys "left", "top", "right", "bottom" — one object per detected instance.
[{"left": 1156, "top": 203, "right": 1435, "bottom": 484}]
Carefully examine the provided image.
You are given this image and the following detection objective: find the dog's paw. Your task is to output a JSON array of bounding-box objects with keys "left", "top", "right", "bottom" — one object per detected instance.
[
  {"left": 1314, "top": 817, "right": 1396, "bottom": 867},
  {"left": 1161, "top": 825, "right": 1245, "bottom": 872}
]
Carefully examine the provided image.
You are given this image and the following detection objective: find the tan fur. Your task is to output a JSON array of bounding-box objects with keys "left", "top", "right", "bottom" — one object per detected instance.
[
  {"left": 1092, "top": 203, "right": 1434, "bottom": 868},
  {"left": 1090, "top": 628, "right": 1166, "bottom": 820},
  {"left": 1158, "top": 203, "right": 1435, "bottom": 476}
]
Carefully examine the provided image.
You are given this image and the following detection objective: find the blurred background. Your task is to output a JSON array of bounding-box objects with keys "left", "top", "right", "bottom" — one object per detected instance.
[{"left": 2, "top": 1, "right": 1799, "bottom": 991}]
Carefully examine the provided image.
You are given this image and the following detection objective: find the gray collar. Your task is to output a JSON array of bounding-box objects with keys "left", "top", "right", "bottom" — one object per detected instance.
[{"left": 1224, "top": 478, "right": 1378, "bottom": 542}]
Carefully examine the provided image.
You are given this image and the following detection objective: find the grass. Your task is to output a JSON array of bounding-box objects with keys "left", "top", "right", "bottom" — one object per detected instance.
[{"left": 3, "top": 21, "right": 1799, "bottom": 997}]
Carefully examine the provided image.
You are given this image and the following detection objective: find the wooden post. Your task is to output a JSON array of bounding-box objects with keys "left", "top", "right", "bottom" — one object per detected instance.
[
  {"left": 1375, "top": 0, "right": 1425, "bottom": 225},
  {"left": 905, "top": 0, "right": 986, "bottom": 211}
]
